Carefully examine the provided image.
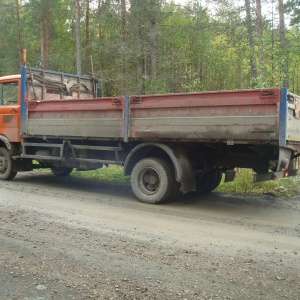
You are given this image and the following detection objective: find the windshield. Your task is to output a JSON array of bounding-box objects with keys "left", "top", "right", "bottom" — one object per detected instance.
[{"left": 0, "top": 82, "right": 18, "bottom": 105}]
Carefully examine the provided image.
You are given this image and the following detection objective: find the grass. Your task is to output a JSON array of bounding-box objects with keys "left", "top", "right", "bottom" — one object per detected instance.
[
  {"left": 72, "top": 165, "right": 130, "bottom": 183},
  {"left": 215, "top": 168, "right": 300, "bottom": 197}
]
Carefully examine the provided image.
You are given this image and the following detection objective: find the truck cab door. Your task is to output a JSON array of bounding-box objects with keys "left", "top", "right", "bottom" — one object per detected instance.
[{"left": 0, "top": 80, "right": 21, "bottom": 142}]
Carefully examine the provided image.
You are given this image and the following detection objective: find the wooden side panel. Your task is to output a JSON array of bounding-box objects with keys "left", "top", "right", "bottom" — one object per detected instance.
[
  {"left": 129, "top": 89, "right": 280, "bottom": 142},
  {"left": 26, "top": 97, "right": 124, "bottom": 139}
]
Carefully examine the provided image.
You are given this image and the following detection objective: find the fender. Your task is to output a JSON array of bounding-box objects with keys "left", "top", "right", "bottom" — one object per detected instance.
[
  {"left": 124, "top": 142, "right": 196, "bottom": 193},
  {"left": 0, "top": 135, "right": 12, "bottom": 151}
]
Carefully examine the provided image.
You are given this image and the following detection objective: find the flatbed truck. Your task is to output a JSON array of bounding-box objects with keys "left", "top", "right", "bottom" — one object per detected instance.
[{"left": 1, "top": 65, "right": 300, "bottom": 203}]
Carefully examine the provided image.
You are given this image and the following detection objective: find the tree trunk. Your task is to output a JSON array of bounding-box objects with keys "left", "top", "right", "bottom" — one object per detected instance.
[
  {"left": 98, "top": 0, "right": 104, "bottom": 96},
  {"left": 45, "top": 0, "right": 50, "bottom": 68},
  {"left": 15, "top": 0, "right": 22, "bottom": 66},
  {"left": 149, "top": 0, "right": 158, "bottom": 82},
  {"left": 85, "top": 0, "right": 90, "bottom": 73},
  {"left": 256, "top": 0, "right": 264, "bottom": 86},
  {"left": 245, "top": 0, "right": 257, "bottom": 87},
  {"left": 120, "top": 0, "right": 126, "bottom": 94},
  {"left": 136, "top": 27, "right": 143, "bottom": 94},
  {"left": 75, "top": 0, "right": 82, "bottom": 75},
  {"left": 40, "top": 0, "right": 45, "bottom": 65},
  {"left": 132, "top": 0, "right": 144, "bottom": 94},
  {"left": 278, "top": 0, "right": 289, "bottom": 88}
]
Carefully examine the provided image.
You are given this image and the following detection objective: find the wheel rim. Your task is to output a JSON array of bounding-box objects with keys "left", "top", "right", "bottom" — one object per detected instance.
[
  {"left": 0, "top": 153, "right": 8, "bottom": 174},
  {"left": 138, "top": 167, "right": 161, "bottom": 195}
]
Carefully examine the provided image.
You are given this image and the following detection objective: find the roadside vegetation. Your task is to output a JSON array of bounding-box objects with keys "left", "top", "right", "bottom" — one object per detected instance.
[
  {"left": 70, "top": 166, "right": 300, "bottom": 197},
  {"left": 72, "top": 165, "right": 130, "bottom": 183},
  {"left": 215, "top": 168, "right": 300, "bottom": 197}
]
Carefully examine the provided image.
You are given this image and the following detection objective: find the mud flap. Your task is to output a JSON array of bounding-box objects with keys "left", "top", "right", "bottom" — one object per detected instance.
[{"left": 174, "top": 147, "right": 196, "bottom": 194}]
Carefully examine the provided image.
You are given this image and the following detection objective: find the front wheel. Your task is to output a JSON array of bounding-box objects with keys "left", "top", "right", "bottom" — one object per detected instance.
[
  {"left": 131, "top": 157, "right": 175, "bottom": 204},
  {"left": 51, "top": 167, "right": 73, "bottom": 176},
  {"left": 0, "top": 147, "right": 17, "bottom": 180}
]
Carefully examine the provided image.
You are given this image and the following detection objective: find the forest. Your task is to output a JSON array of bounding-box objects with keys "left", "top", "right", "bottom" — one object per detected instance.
[{"left": 0, "top": 0, "right": 299, "bottom": 97}]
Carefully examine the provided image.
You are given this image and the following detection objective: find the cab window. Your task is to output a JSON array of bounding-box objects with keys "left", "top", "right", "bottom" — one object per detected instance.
[{"left": 0, "top": 82, "right": 18, "bottom": 105}]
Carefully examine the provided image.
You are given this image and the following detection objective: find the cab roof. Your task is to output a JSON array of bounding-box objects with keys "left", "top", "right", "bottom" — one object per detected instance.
[{"left": 0, "top": 74, "right": 21, "bottom": 81}]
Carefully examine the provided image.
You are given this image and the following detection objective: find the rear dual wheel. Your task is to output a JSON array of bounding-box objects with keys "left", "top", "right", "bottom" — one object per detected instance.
[
  {"left": 195, "top": 170, "right": 222, "bottom": 193},
  {"left": 131, "top": 157, "right": 176, "bottom": 204},
  {"left": 0, "top": 147, "right": 17, "bottom": 180},
  {"left": 51, "top": 167, "right": 73, "bottom": 176}
]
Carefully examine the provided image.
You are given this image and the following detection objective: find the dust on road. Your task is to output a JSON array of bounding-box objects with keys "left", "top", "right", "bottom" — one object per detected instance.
[{"left": 0, "top": 172, "right": 300, "bottom": 299}]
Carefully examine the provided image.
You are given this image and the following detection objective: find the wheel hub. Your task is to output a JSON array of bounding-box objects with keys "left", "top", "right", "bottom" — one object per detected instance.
[
  {"left": 148, "top": 175, "right": 158, "bottom": 185},
  {"left": 138, "top": 167, "right": 161, "bottom": 195}
]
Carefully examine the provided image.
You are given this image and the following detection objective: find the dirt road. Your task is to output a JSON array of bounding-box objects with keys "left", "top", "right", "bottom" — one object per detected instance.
[{"left": 0, "top": 172, "right": 300, "bottom": 300}]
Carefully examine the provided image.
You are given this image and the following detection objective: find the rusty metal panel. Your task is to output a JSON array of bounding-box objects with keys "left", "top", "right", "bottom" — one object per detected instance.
[
  {"left": 129, "top": 89, "right": 280, "bottom": 142},
  {"left": 25, "top": 88, "right": 286, "bottom": 144},
  {"left": 26, "top": 97, "right": 124, "bottom": 139}
]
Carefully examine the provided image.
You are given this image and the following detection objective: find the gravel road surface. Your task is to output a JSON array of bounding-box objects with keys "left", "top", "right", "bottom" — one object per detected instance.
[{"left": 1, "top": 172, "right": 300, "bottom": 300}]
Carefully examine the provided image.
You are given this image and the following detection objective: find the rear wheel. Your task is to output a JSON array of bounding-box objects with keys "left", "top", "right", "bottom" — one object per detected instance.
[
  {"left": 195, "top": 170, "right": 222, "bottom": 193},
  {"left": 210, "top": 170, "right": 223, "bottom": 190},
  {"left": 0, "top": 147, "right": 17, "bottom": 180},
  {"left": 131, "top": 157, "right": 175, "bottom": 204},
  {"left": 51, "top": 167, "right": 73, "bottom": 176}
]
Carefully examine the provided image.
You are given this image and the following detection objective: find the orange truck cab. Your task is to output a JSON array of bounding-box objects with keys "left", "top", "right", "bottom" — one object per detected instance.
[{"left": 0, "top": 74, "right": 21, "bottom": 143}]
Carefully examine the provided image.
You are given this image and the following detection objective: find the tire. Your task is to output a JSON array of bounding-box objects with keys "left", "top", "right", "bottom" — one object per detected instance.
[
  {"left": 210, "top": 170, "right": 223, "bottom": 190},
  {"left": 131, "top": 157, "right": 175, "bottom": 204},
  {"left": 0, "top": 147, "right": 17, "bottom": 180},
  {"left": 171, "top": 181, "right": 181, "bottom": 199},
  {"left": 195, "top": 170, "right": 222, "bottom": 193},
  {"left": 51, "top": 167, "right": 73, "bottom": 176}
]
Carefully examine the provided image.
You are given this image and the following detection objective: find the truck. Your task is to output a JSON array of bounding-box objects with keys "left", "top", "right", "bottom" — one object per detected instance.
[{"left": 1, "top": 64, "right": 300, "bottom": 203}]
